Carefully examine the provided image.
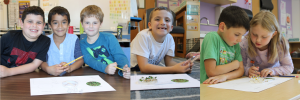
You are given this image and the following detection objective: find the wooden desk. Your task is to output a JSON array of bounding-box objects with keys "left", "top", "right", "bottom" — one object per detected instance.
[
  {"left": 1, "top": 67, "right": 130, "bottom": 100},
  {"left": 201, "top": 75, "right": 300, "bottom": 100}
]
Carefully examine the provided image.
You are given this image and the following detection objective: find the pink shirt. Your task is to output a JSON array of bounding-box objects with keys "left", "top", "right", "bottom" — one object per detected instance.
[{"left": 240, "top": 37, "right": 294, "bottom": 76}]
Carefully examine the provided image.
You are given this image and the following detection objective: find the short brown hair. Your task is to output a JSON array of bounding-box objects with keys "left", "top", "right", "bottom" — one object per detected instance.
[
  {"left": 80, "top": 5, "right": 104, "bottom": 23},
  {"left": 149, "top": 6, "right": 174, "bottom": 24}
]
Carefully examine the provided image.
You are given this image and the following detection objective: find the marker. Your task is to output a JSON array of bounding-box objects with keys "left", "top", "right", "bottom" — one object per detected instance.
[{"left": 278, "top": 75, "right": 299, "bottom": 78}]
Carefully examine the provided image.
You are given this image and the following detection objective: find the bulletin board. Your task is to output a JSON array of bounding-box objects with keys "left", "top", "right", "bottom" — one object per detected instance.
[
  {"left": 7, "top": 0, "right": 39, "bottom": 28},
  {"left": 40, "top": 0, "right": 130, "bottom": 31}
]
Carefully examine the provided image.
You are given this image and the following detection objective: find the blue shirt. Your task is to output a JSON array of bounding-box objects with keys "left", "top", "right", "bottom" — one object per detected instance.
[{"left": 80, "top": 32, "right": 128, "bottom": 76}]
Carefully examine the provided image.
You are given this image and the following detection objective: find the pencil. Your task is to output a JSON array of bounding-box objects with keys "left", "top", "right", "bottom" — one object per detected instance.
[
  {"left": 279, "top": 75, "right": 299, "bottom": 78},
  {"left": 63, "top": 56, "right": 83, "bottom": 67},
  {"left": 115, "top": 66, "right": 124, "bottom": 71}
]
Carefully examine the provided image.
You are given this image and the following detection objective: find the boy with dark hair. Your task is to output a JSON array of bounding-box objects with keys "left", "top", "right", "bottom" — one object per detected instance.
[
  {"left": 40, "top": 6, "right": 84, "bottom": 76},
  {"left": 0, "top": 6, "right": 50, "bottom": 78},
  {"left": 130, "top": 6, "right": 193, "bottom": 74},
  {"left": 200, "top": 6, "right": 250, "bottom": 84}
]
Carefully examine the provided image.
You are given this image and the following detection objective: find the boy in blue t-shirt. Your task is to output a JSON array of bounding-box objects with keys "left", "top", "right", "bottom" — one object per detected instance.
[
  {"left": 79, "top": 5, "right": 130, "bottom": 79},
  {"left": 200, "top": 6, "right": 250, "bottom": 84},
  {"left": 40, "top": 6, "right": 84, "bottom": 76}
]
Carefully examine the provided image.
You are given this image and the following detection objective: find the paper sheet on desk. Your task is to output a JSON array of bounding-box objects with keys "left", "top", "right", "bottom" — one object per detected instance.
[
  {"left": 30, "top": 75, "right": 115, "bottom": 96},
  {"left": 130, "top": 74, "right": 200, "bottom": 91},
  {"left": 208, "top": 77, "right": 292, "bottom": 92}
]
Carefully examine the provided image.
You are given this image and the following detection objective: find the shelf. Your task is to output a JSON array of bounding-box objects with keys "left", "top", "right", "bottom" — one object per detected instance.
[
  {"left": 289, "top": 42, "right": 300, "bottom": 44},
  {"left": 201, "top": 0, "right": 237, "bottom": 5},
  {"left": 292, "top": 58, "right": 300, "bottom": 60},
  {"left": 200, "top": 23, "right": 218, "bottom": 26}
]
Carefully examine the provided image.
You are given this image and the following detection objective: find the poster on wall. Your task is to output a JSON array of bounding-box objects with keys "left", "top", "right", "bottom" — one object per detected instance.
[
  {"left": 280, "top": 1, "right": 286, "bottom": 26},
  {"left": 286, "top": 13, "right": 291, "bottom": 26},
  {"left": 19, "top": 1, "right": 30, "bottom": 19},
  {"left": 186, "top": 4, "right": 199, "bottom": 31},
  {"left": 169, "top": 0, "right": 179, "bottom": 11}
]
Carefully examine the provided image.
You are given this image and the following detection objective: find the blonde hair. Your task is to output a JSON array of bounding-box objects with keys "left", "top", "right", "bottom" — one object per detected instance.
[
  {"left": 80, "top": 5, "right": 104, "bottom": 23},
  {"left": 247, "top": 10, "right": 289, "bottom": 63}
]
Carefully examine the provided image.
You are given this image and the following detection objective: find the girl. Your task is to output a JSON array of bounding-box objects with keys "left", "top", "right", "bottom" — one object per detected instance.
[{"left": 240, "top": 10, "right": 294, "bottom": 77}]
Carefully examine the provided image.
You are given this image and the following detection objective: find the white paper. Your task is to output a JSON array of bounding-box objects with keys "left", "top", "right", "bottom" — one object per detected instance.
[
  {"left": 290, "top": 94, "right": 300, "bottom": 100},
  {"left": 30, "top": 75, "right": 115, "bottom": 96},
  {"left": 158, "top": 3, "right": 168, "bottom": 7},
  {"left": 209, "top": 77, "right": 292, "bottom": 92},
  {"left": 281, "top": 13, "right": 286, "bottom": 26},
  {"left": 280, "top": 1, "right": 286, "bottom": 14},
  {"left": 287, "top": 30, "right": 293, "bottom": 40},
  {"left": 169, "top": 0, "right": 179, "bottom": 11},
  {"left": 130, "top": 74, "right": 200, "bottom": 91},
  {"left": 138, "top": 0, "right": 144, "bottom": 8},
  {"left": 30, "top": 1, "right": 38, "bottom": 6},
  {"left": 158, "top": 0, "right": 168, "bottom": 2}
]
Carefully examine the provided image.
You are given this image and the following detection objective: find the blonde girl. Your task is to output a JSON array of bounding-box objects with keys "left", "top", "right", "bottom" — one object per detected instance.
[{"left": 240, "top": 10, "right": 294, "bottom": 77}]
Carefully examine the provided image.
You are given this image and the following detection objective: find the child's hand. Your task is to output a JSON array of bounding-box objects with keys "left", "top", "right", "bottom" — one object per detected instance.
[
  {"left": 60, "top": 62, "right": 70, "bottom": 73},
  {"left": 203, "top": 75, "right": 227, "bottom": 84},
  {"left": 260, "top": 69, "right": 273, "bottom": 77},
  {"left": 0, "top": 65, "right": 10, "bottom": 78},
  {"left": 173, "top": 61, "right": 191, "bottom": 73},
  {"left": 48, "top": 64, "right": 64, "bottom": 76},
  {"left": 122, "top": 64, "right": 130, "bottom": 79},
  {"left": 248, "top": 66, "right": 260, "bottom": 78},
  {"left": 105, "top": 62, "right": 117, "bottom": 75},
  {"left": 182, "top": 60, "right": 194, "bottom": 74}
]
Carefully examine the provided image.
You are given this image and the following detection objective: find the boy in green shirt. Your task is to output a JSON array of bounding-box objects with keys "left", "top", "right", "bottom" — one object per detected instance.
[{"left": 200, "top": 6, "right": 250, "bottom": 84}]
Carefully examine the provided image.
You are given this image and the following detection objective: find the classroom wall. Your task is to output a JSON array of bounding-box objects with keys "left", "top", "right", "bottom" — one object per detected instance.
[
  {"left": 0, "top": 2, "right": 8, "bottom": 29},
  {"left": 199, "top": 0, "right": 252, "bottom": 32},
  {"left": 291, "top": 0, "right": 300, "bottom": 39},
  {"left": 277, "top": 0, "right": 293, "bottom": 39}
]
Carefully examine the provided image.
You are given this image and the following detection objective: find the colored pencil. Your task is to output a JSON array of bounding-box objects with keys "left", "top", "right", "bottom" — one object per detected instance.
[
  {"left": 279, "top": 75, "right": 299, "bottom": 78},
  {"left": 63, "top": 56, "right": 83, "bottom": 67}
]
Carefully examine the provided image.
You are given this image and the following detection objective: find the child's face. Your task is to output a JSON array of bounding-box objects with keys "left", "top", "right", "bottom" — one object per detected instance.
[
  {"left": 20, "top": 14, "right": 45, "bottom": 41},
  {"left": 81, "top": 16, "right": 101, "bottom": 37},
  {"left": 220, "top": 22, "right": 246, "bottom": 46},
  {"left": 49, "top": 14, "right": 69, "bottom": 37},
  {"left": 148, "top": 10, "right": 173, "bottom": 37},
  {"left": 250, "top": 24, "right": 276, "bottom": 50}
]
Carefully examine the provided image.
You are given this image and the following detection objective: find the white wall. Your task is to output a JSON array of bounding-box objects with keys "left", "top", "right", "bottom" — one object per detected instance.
[
  {"left": 0, "top": 2, "right": 8, "bottom": 29},
  {"left": 292, "top": 0, "right": 300, "bottom": 39}
]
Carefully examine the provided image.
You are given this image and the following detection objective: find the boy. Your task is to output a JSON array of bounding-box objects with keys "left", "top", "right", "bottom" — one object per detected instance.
[
  {"left": 40, "top": 6, "right": 84, "bottom": 76},
  {"left": 79, "top": 5, "right": 130, "bottom": 79},
  {"left": 200, "top": 6, "right": 250, "bottom": 84},
  {"left": 0, "top": 6, "right": 50, "bottom": 78},
  {"left": 130, "top": 6, "right": 193, "bottom": 74}
]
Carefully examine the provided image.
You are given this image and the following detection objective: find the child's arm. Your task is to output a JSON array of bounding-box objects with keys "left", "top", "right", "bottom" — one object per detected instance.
[
  {"left": 262, "top": 51, "right": 294, "bottom": 76},
  {"left": 40, "top": 62, "right": 65, "bottom": 76},
  {"left": 108, "top": 34, "right": 128, "bottom": 76},
  {"left": 203, "top": 61, "right": 244, "bottom": 84},
  {"left": 66, "top": 39, "right": 84, "bottom": 73},
  {"left": 164, "top": 55, "right": 178, "bottom": 66},
  {"left": 137, "top": 55, "right": 190, "bottom": 74},
  {"left": 0, "top": 59, "right": 43, "bottom": 78},
  {"left": 204, "top": 59, "right": 240, "bottom": 77}
]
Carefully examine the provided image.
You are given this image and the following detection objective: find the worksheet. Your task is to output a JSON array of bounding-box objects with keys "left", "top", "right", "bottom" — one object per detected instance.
[
  {"left": 208, "top": 77, "right": 292, "bottom": 92},
  {"left": 130, "top": 74, "right": 200, "bottom": 91},
  {"left": 30, "top": 75, "right": 115, "bottom": 96}
]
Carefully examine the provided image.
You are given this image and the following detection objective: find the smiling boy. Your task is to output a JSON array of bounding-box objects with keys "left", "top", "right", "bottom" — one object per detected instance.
[
  {"left": 130, "top": 6, "right": 193, "bottom": 74},
  {"left": 0, "top": 6, "right": 50, "bottom": 78},
  {"left": 40, "top": 6, "right": 84, "bottom": 76},
  {"left": 79, "top": 5, "right": 130, "bottom": 79}
]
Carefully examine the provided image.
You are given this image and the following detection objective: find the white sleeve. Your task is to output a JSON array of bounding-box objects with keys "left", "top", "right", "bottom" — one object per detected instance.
[
  {"left": 166, "top": 35, "right": 175, "bottom": 57},
  {"left": 131, "top": 30, "right": 150, "bottom": 59}
]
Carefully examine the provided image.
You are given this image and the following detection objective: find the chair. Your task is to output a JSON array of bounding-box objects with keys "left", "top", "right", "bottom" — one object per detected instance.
[{"left": 144, "top": 8, "right": 186, "bottom": 58}]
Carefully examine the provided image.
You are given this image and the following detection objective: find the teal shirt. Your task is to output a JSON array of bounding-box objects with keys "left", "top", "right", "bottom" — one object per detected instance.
[{"left": 200, "top": 32, "right": 242, "bottom": 83}]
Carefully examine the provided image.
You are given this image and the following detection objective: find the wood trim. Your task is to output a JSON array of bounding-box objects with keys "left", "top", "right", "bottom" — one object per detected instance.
[{"left": 252, "top": 0, "right": 278, "bottom": 20}]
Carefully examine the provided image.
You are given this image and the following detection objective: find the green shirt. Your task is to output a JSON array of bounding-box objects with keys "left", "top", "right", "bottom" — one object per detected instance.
[{"left": 200, "top": 32, "right": 242, "bottom": 83}]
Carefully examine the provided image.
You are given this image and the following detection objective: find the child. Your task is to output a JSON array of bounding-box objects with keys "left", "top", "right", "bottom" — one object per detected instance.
[
  {"left": 240, "top": 10, "right": 293, "bottom": 77},
  {"left": 130, "top": 6, "right": 193, "bottom": 74},
  {"left": 0, "top": 6, "right": 50, "bottom": 78},
  {"left": 40, "top": 6, "right": 84, "bottom": 76},
  {"left": 79, "top": 5, "right": 130, "bottom": 79},
  {"left": 200, "top": 6, "right": 250, "bottom": 84}
]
